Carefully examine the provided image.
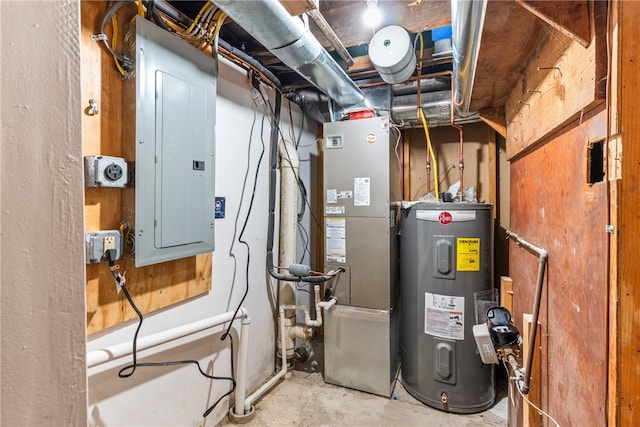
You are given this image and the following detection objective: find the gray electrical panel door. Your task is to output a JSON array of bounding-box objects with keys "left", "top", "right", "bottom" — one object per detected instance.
[
  {"left": 154, "top": 71, "right": 208, "bottom": 248},
  {"left": 131, "top": 17, "right": 216, "bottom": 267}
]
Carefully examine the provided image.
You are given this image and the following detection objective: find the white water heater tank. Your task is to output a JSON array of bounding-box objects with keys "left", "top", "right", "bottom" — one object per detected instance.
[{"left": 369, "top": 25, "right": 416, "bottom": 84}]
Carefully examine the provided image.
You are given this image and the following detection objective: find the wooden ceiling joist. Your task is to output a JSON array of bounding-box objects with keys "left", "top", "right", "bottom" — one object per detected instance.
[{"left": 516, "top": 0, "right": 592, "bottom": 48}]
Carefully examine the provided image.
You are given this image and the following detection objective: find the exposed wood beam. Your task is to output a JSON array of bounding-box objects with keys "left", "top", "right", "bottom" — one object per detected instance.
[
  {"left": 516, "top": 0, "right": 592, "bottom": 48},
  {"left": 280, "top": 0, "right": 318, "bottom": 16},
  {"left": 478, "top": 106, "right": 506, "bottom": 138},
  {"left": 314, "top": 0, "right": 451, "bottom": 49}
]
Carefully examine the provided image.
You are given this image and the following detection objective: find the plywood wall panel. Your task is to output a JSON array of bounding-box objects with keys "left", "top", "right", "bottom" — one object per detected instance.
[
  {"left": 81, "top": 1, "right": 212, "bottom": 334},
  {"left": 509, "top": 107, "right": 607, "bottom": 426}
]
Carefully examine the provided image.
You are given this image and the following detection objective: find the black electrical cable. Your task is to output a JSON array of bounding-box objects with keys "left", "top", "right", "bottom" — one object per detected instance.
[
  {"left": 144, "top": 0, "right": 155, "bottom": 20},
  {"left": 105, "top": 250, "right": 236, "bottom": 418},
  {"left": 221, "top": 84, "right": 267, "bottom": 342},
  {"left": 296, "top": 222, "right": 311, "bottom": 264},
  {"left": 297, "top": 178, "right": 307, "bottom": 223}
]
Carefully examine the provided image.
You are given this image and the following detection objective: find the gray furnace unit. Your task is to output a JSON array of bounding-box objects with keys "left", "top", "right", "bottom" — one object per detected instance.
[
  {"left": 322, "top": 116, "right": 401, "bottom": 397},
  {"left": 400, "top": 202, "right": 495, "bottom": 413}
]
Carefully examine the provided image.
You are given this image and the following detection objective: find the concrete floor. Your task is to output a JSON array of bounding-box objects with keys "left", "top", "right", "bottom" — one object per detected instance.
[{"left": 218, "top": 369, "right": 508, "bottom": 426}]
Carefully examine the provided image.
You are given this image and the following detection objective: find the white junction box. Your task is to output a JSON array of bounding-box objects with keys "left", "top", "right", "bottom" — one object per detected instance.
[
  {"left": 472, "top": 323, "right": 499, "bottom": 364},
  {"left": 84, "top": 155, "right": 128, "bottom": 188}
]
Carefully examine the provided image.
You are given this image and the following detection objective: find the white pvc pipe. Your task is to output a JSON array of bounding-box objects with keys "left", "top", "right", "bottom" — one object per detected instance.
[
  {"left": 278, "top": 139, "right": 300, "bottom": 357},
  {"left": 304, "top": 285, "right": 324, "bottom": 327},
  {"left": 318, "top": 297, "right": 337, "bottom": 310},
  {"left": 86, "top": 308, "right": 250, "bottom": 368},
  {"left": 233, "top": 314, "right": 252, "bottom": 416},
  {"left": 241, "top": 306, "right": 288, "bottom": 413}
]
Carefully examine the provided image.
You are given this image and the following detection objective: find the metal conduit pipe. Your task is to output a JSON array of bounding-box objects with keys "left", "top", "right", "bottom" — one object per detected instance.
[
  {"left": 212, "top": 0, "right": 365, "bottom": 107},
  {"left": 451, "top": 0, "right": 488, "bottom": 116},
  {"left": 505, "top": 230, "right": 548, "bottom": 395}
]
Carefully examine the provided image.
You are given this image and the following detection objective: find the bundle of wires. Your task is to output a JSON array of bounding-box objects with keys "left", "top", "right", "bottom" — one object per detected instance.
[{"left": 180, "top": 2, "right": 226, "bottom": 51}]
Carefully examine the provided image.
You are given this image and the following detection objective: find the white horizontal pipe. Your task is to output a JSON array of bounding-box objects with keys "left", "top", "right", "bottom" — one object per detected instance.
[
  {"left": 87, "top": 308, "right": 250, "bottom": 368},
  {"left": 506, "top": 230, "right": 548, "bottom": 259}
]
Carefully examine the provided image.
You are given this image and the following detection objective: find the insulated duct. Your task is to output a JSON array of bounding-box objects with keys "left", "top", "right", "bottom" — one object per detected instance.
[
  {"left": 451, "top": 0, "right": 487, "bottom": 116},
  {"left": 391, "top": 90, "right": 451, "bottom": 122},
  {"left": 213, "top": 0, "right": 366, "bottom": 107}
]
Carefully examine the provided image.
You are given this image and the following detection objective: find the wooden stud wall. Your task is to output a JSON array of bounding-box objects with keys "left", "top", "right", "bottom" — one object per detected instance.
[
  {"left": 617, "top": 1, "right": 640, "bottom": 425},
  {"left": 406, "top": 123, "right": 491, "bottom": 202},
  {"left": 82, "top": 1, "right": 211, "bottom": 334},
  {"left": 521, "top": 313, "right": 541, "bottom": 427}
]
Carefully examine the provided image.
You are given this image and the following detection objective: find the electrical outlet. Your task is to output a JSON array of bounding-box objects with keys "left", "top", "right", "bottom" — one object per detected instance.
[
  {"left": 103, "top": 236, "right": 116, "bottom": 256},
  {"left": 85, "top": 230, "right": 121, "bottom": 264},
  {"left": 84, "top": 155, "right": 128, "bottom": 188}
]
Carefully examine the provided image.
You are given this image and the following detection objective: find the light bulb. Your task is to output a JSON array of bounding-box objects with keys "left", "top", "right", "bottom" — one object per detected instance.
[{"left": 363, "top": 0, "right": 381, "bottom": 28}]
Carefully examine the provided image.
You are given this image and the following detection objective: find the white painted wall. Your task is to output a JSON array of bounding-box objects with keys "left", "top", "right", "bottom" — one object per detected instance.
[
  {"left": 87, "top": 57, "right": 319, "bottom": 426},
  {"left": 1, "top": 1, "right": 88, "bottom": 425}
]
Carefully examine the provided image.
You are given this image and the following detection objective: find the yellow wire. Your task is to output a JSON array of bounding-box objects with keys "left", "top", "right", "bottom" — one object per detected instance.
[
  {"left": 417, "top": 32, "right": 438, "bottom": 201},
  {"left": 137, "top": 0, "right": 144, "bottom": 16},
  {"left": 201, "top": 11, "right": 226, "bottom": 51},
  {"left": 185, "top": 1, "right": 211, "bottom": 34},
  {"left": 111, "top": 15, "right": 126, "bottom": 77},
  {"left": 420, "top": 107, "right": 439, "bottom": 201}
]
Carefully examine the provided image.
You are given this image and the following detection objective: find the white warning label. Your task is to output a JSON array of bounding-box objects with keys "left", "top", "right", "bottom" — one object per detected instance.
[
  {"left": 354, "top": 177, "right": 370, "bottom": 206},
  {"left": 424, "top": 292, "right": 465, "bottom": 340},
  {"left": 325, "top": 218, "right": 346, "bottom": 263}
]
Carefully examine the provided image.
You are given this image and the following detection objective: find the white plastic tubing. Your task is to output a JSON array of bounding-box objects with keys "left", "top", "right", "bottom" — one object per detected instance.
[{"left": 86, "top": 308, "right": 253, "bottom": 417}]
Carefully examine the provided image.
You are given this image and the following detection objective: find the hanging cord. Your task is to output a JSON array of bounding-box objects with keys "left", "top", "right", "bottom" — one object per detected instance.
[
  {"left": 105, "top": 250, "right": 236, "bottom": 418},
  {"left": 220, "top": 81, "right": 268, "bottom": 344},
  {"left": 501, "top": 360, "right": 561, "bottom": 427}
]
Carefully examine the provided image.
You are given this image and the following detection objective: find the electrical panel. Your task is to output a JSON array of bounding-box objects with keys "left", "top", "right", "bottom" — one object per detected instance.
[{"left": 125, "top": 17, "right": 216, "bottom": 267}]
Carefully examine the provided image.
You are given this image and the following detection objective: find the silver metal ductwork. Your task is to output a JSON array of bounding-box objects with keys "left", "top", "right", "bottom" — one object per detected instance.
[
  {"left": 451, "top": 0, "right": 487, "bottom": 116},
  {"left": 213, "top": 0, "right": 365, "bottom": 107}
]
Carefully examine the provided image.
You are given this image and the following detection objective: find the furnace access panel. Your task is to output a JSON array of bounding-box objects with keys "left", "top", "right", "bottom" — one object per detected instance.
[{"left": 125, "top": 17, "right": 216, "bottom": 267}]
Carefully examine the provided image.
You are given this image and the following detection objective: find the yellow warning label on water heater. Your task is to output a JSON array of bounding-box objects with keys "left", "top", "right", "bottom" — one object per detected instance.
[{"left": 457, "top": 238, "right": 480, "bottom": 271}]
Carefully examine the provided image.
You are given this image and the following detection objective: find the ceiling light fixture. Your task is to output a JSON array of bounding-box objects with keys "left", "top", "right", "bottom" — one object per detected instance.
[{"left": 363, "top": 0, "right": 381, "bottom": 28}]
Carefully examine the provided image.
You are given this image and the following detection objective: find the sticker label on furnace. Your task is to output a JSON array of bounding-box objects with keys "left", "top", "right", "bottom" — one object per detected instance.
[
  {"left": 425, "top": 292, "right": 465, "bottom": 340},
  {"left": 325, "top": 217, "right": 346, "bottom": 263},
  {"left": 457, "top": 238, "right": 480, "bottom": 271}
]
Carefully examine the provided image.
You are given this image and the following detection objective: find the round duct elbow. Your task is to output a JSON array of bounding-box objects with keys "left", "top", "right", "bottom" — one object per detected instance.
[{"left": 369, "top": 25, "right": 416, "bottom": 85}]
